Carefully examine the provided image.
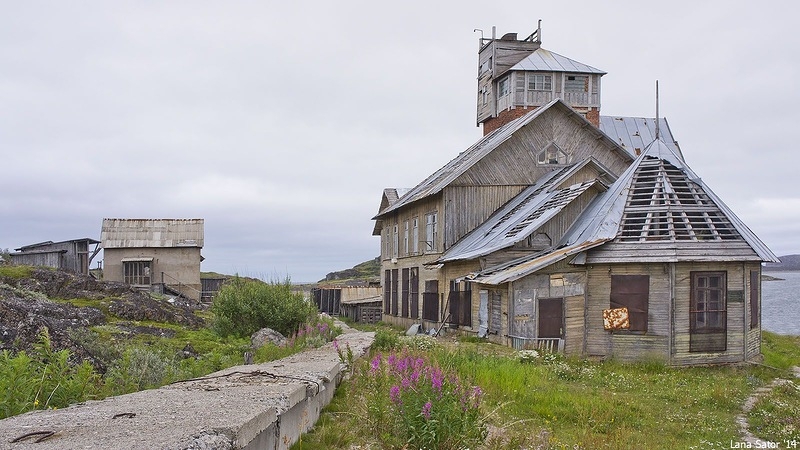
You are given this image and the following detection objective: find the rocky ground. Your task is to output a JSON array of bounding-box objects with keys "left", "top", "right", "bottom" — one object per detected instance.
[{"left": 0, "top": 267, "right": 205, "bottom": 369}]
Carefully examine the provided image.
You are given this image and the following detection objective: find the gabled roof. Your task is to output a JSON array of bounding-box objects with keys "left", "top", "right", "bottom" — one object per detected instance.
[
  {"left": 470, "top": 138, "right": 778, "bottom": 284},
  {"left": 374, "top": 99, "right": 627, "bottom": 219},
  {"left": 437, "top": 159, "right": 611, "bottom": 263},
  {"left": 101, "top": 218, "right": 204, "bottom": 249},
  {"left": 509, "top": 48, "right": 606, "bottom": 75}
]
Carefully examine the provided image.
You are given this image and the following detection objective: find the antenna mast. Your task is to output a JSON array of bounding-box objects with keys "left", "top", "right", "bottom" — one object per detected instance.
[{"left": 655, "top": 80, "right": 660, "bottom": 140}]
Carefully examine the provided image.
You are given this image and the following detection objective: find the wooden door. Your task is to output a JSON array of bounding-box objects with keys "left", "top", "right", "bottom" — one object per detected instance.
[{"left": 538, "top": 297, "right": 564, "bottom": 339}]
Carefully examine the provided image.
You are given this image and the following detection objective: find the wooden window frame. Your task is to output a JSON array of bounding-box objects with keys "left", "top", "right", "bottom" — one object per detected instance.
[
  {"left": 123, "top": 260, "right": 151, "bottom": 286},
  {"left": 424, "top": 211, "right": 438, "bottom": 252},
  {"left": 690, "top": 271, "right": 727, "bottom": 352},
  {"left": 497, "top": 76, "right": 510, "bottom": 98},
  {"left": 411, "top": 217, "right": 419, "bottom": 255},
  {"left": 750, "top": 270, "right": 759, "bottom": 329},
  {"left": 528, "top": 73, "right": 552, "bottom": 91}
]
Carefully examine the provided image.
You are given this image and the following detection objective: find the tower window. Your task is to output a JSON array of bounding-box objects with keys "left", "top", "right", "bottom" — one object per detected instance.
[
  {"left": 528, "top": 74, "right": 552, "bottom": 91},
  {"left": 565, "top": 75, "right": 588, "bottom": 92},
  {"left": 497, "top": 77, "right": 510, "bottom": 98}
]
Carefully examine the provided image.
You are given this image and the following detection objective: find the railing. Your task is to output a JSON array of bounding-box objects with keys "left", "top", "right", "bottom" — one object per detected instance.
[
  {"left": 509, "top": 335, "right": 565, "bottom": 353},
  {"left": 160, "top": 271, "right": 203, "bottom": 302}
]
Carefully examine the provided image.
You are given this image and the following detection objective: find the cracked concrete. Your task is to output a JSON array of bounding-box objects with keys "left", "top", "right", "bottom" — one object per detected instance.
[{"left": 0, "top": 324, "right": 374, "bottom": 450}]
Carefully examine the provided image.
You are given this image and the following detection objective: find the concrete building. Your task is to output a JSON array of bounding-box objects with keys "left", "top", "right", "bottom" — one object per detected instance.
[{"left": 100, "top": 218, "right": 204, "bottom": 301}]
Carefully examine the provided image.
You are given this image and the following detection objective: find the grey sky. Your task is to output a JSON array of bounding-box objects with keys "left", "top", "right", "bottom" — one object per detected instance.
[{"left": 1, "top": 1, "right": 797, "bottom": 282}]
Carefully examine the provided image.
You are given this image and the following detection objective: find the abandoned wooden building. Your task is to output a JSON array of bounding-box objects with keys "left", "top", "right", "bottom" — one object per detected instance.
[
  {"left": 9, "top": 238, "right": 100, "bottom": 275},
  {"left": 372, "top": 24, "right": 778, "bottom": 364},
  {"left": 100, "top": 218, "right": 204, "bottom": 302}
]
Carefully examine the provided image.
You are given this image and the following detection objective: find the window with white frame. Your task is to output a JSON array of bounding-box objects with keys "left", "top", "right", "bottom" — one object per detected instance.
[
  {"left": 497, "top": 76, "right": 509, "bottom": 98},
  {"left": 425, "top": 212, "right": 438, "bottom": 252},
  {"left": 392, "top": 224, "right": 399, "bottom": 258},
  {"left": 403, "top": 220, "right": 409, "bottom": 256},
  {"left": 412, "top": 217, "right": 419, "bottom": 254},
  {"left": 528, "top": 74, "right": 552, "bottom": 91}
]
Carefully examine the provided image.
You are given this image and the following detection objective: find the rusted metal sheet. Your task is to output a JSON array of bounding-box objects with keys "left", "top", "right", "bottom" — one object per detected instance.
[{"left": 603, "top": 307, "right": 630, "bottom": 331}]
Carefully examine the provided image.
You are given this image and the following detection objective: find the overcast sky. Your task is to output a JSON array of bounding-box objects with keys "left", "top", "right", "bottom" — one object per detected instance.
[{"left": 1, "top": 1, "right": 798, "bottom": 282}]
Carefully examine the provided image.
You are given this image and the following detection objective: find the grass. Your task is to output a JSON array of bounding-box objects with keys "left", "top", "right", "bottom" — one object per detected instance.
[{"left": 296, "top": 330, "right": 800, "bottom": 450}]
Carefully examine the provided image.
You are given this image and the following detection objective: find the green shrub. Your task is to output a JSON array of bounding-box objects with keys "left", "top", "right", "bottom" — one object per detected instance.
[
  {"left": 373, "top": 328, "right": 400, "bottom": 350},
  {"left": 0, "top": 329, "right": 102, "bottom": 419},
  {"left": 211, "top": 277, "right": 317, "bottom": 338},
  {"left": 104, "top": 346, "right": 175, "bottom": 394}
]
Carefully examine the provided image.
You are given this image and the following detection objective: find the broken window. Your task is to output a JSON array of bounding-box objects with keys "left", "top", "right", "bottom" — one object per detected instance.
[
  {"left": 565, "top": 75, "right": 588, "bottom": 92},
  {"left": 123, "top": 260, "right": 151, "bottom": 286},
  {"left": 610, "top": 275, "right": 649, "bottom": 332},
  {"left": 690, "top": 271, "right": 727, "bottom": 352},
  {"left": 536, "top": 142, "right": 568, "bottom": 165},
  {"left": 425, "top": 211, "right": 438, "bottom": 252}
]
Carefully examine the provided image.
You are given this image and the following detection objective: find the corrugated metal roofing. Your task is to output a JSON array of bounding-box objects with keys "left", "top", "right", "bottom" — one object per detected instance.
[
  {"left": 438, "top": 163, "right": 603, "bottom": 262},
  {"left": 374, "top": 99, "right": 625, "bottom": 219},
  {"left": 470, "top": 137, "right": 779, "bottom": 284},
  {"left": 599, "top": 116, "right": 682, "bottom": 160},
  {"left": 509, "top": 48, "right": 606, "bottom": 74},
  {"left": 100, "top": 218, "right": 204, "bottom": 249}
]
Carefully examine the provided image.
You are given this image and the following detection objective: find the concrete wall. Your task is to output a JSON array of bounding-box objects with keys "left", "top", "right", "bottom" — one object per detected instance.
[
  {"left": 0, "top": 327, "right": 374, "bottom": 450},
  {"left": 103, "top": 247, "right": 202, "bottom": 300}
]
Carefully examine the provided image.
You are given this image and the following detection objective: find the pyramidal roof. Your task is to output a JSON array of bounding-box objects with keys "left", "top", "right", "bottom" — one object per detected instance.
[
  {"left": 471, "top": 138, "right": 778, "bottom": 285},
  {"left": 509, "top": 47, "right": 606, "bottom": 74}
]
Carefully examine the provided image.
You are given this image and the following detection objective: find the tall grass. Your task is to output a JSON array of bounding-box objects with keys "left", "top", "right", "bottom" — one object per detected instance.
[{"left": 298, "top": 330, "right": 800, "bottom": 450}]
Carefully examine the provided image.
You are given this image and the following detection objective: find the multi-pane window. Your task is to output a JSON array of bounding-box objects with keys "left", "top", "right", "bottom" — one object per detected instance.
[
  {"left": 123, "top": 261, "right": 151, "bottom": 285},
  {"left": 690, "top": 271, "right": 727, "bottom": 352},
  {"left": 403, "top": 220, "right": 409, "bottom": 256},
  {"left": 384, "top": 227, "right": 391, "bottom": 259},
  {"left": 610, "top": 275, "right": 649, "bottom": 332},
  {"left": 425, "top": 212, "right": 438, "bottom": 252},
  {"left": 497, "top": 77, "right": 509, "bottom": 98},
  {"left": 528, "top": 74, "right": 552, "bottom": 91},
  {"left": 536, "top": 142, "right": 568, "bottom": 165},
  {"left": 411, "top": 217, "right": 419, "bottom": 254}
]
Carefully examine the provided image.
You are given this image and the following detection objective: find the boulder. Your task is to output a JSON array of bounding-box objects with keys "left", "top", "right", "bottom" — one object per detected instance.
[{"left": 251, "top": 328, "right": 287, "bottom": 349}]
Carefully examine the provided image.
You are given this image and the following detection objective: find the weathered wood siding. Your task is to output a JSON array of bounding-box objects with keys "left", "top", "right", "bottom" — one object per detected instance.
[
  {"left": 507, "top": 268, "right": 586, "bottom": 354},
  {"left": 444, "top": 185, "right": 527, "bottom": 249},
  {"left": 586, "top": 241, "right": 761, "bottom": 263},
  {"left": 670, "top": 262, "right": 763, "bottom": 365},
  {"left": 586, "top": 264, "right": 671, "bottom": 362}
]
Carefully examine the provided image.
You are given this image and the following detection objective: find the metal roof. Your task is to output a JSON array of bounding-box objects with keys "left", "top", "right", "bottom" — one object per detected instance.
[
  {"left": 100, "top": 218, "right": 204, "bottom": 249},
  {"left": 509, "top": 47, "right": 606, "bottom": 74},
  {"left": 437, "top": 162, "right": 605, "bottom": 263},
  {"left": 374, "top": 99, "right": 625, "bottom": 219},
  {"left": 470, "top": 137, "right": 779, "bottom": 284},
  {"left": 599, "top": 116, "right": 682, "bottom": 160}
]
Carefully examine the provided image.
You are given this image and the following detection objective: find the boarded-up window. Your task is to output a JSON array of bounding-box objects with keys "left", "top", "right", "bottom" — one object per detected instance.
[
  {"left": 391, "top": 269, "right": 399, "bottom": 316},
  {"left": 750, "top": 270, "right": 759, "bottom": 329},
  {"left": 401, "top": 268, "right": 410, "bottom": 318},
  {"left": 610, "top": 275, "right": 649, "bottom": 332},
  {"left": 690, "top": 271, "right": 727, "bottom": 352},
  {"left": 448, "top": 288, "right": 472, "bottom": 327},
  {"left": 410, "top": 268, "right": 419, "bottom": 319},
  {"left": 565, "top": 75, "right": 587, "bottom": 92},
  {"left": 384, "top": 270, "right": 391, "bottom": 314},
  {"left": 422, "top": 280, "right": 439, "bottom": 321}
]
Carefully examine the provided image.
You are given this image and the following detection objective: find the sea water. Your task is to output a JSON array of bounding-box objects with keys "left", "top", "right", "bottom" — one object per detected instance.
[{"left": 762, "top": 271, "right": 800, "bottom": 336}]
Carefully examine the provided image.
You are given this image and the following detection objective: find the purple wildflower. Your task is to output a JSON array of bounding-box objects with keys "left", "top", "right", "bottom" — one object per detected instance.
[
  {"left": 389, "top": 385, "right": 402, "bottom": 404},
  {"left": 332, "top": 339, "right": 339, "bottom": 351},
  {"left": 370, "top": 355, "right": 382, "bottom": 373},
  {"left": 421, "top": 401, "right": 432, "bottom": 420}
]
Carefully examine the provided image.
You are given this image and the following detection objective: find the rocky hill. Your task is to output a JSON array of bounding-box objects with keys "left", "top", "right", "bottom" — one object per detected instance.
[
  {"left": 0, "top": 266, "right": 204, "bottom": 370},
  {"left": 320, "top": 257, "right": 380, "bottom": 283},
  {"left": 764, "top": 254, "right": 800, "bottom": 271}
]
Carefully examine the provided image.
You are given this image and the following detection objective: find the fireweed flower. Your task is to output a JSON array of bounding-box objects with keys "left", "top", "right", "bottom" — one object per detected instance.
[
  {"left": 389, "top": 385, "right": 402, "bottom": 404},
  {"left": 421, "top": 401, "right": 432, "bottom": 419},
  {"left": 332, "top": 339, "right": 339, "bottom": 351},
  {"left": 370, "top": 354, "right": 382, "bottom": 373}
]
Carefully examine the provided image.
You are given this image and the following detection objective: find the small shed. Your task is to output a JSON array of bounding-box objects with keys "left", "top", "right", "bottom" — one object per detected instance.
[
  {"left": 10, "top": 238, "right": 100, "bottom": 275},
  {"left": 312, "top": 286, "right": 383, "bottom": 324}
]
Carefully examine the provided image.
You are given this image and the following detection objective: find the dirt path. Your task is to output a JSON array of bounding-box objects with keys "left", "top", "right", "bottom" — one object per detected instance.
[{"left": 736, "top": 366, "right": 800, "bottom": 445}]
